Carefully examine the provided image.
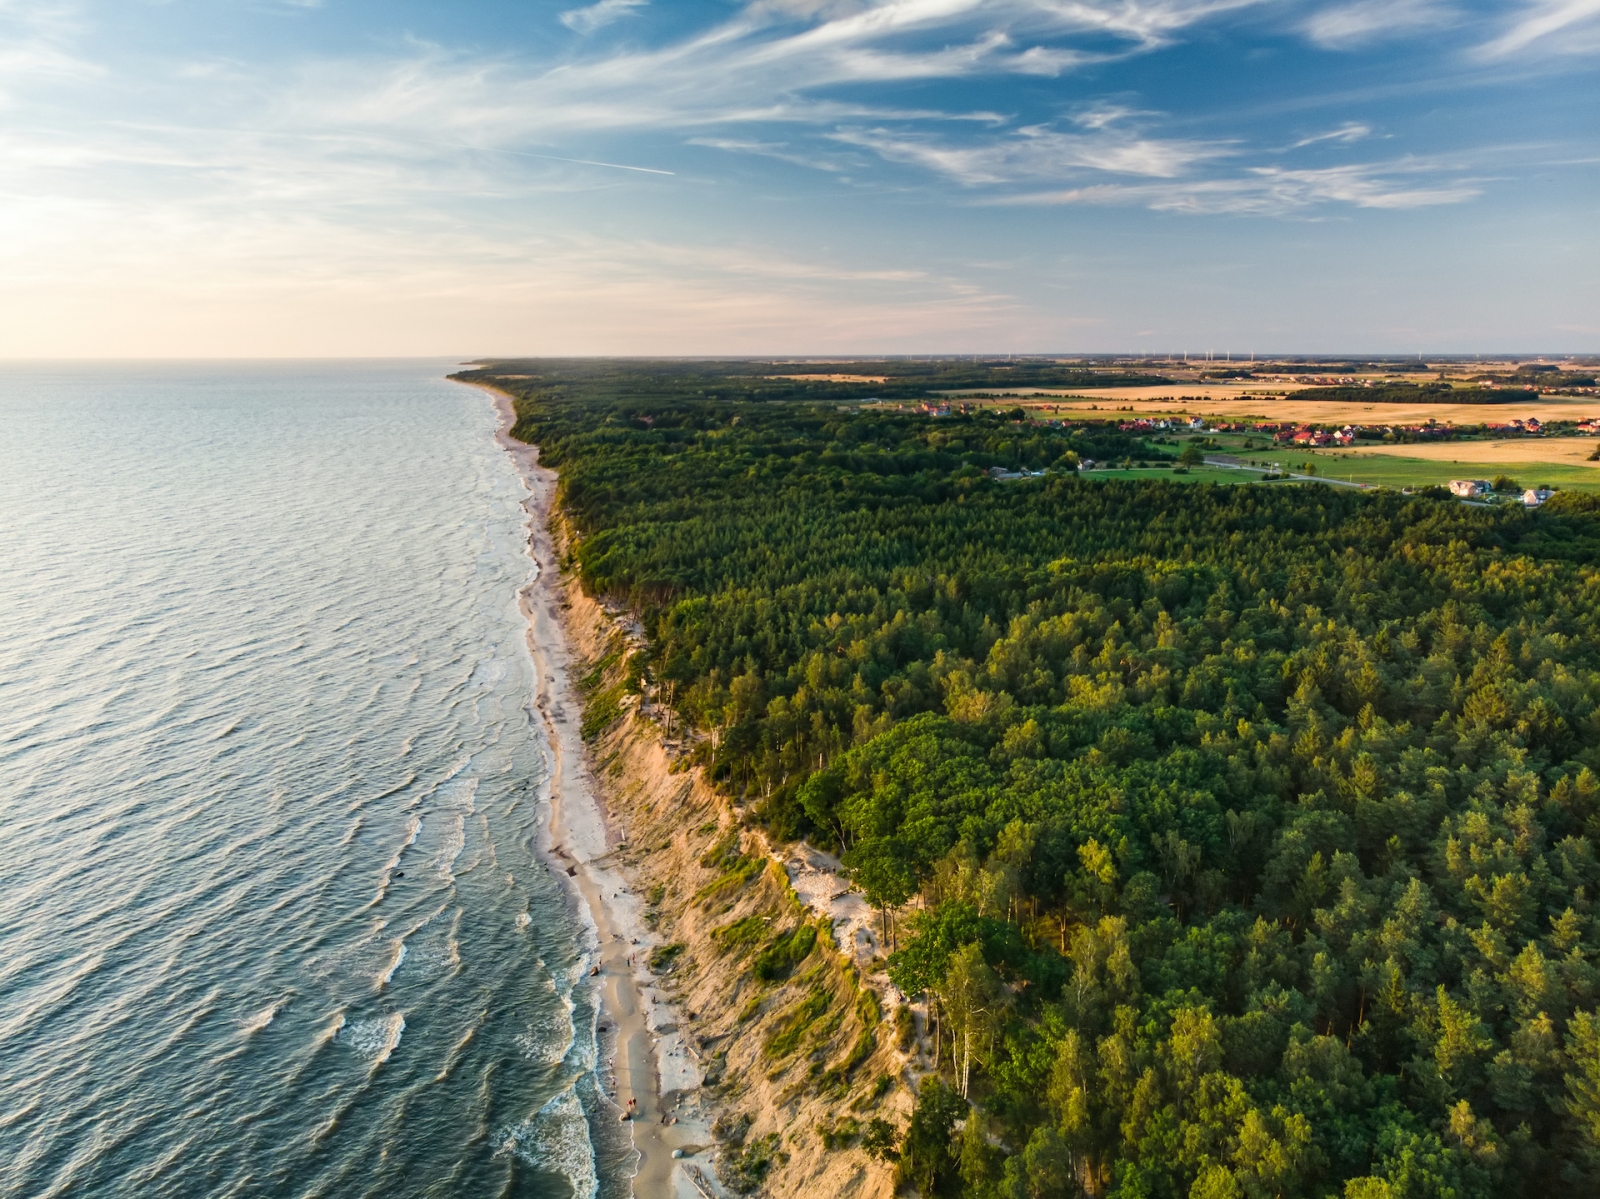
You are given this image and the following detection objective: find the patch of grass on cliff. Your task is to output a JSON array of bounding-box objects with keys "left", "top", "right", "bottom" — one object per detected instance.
[
  {"left": 723, "top": 1133, "right": 786, "bottom": 1195},
  {"left": 764, "top": 992, "right": 830, "bottom": 1057},
  {"left": 698, "top": 830, "right": 742, "bottom": 869},
  {"left": 817, "top": 1115, "right": 860, "bottom": 1150},
  {"left": 577, "top": 640, "right": 640, "bottom": 740},
  {"left": 713, "top": 915, "right": 769, "bottom": 956},
  {"left": 820, "top": 988, "right": 882, "bottom": 1089},
  {"left": 850, "top": 1074, "right": 895, "bottom": 1111},
  {"left": 752, "top": 922, "right": 818, "bottom": 982},
  {"left": 695, "top": 861, "right": 764, "bottom": 908},
  {"left": 694, "top": 831, "right": 766, "bottom": 907},
  {"left": 648, "top": 942, "right": 685, "bottom": 971}
]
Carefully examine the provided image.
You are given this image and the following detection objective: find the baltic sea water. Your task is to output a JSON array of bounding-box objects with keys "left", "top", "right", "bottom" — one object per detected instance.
[{"left": 0, "top": 361, "right": 627, "bottom": 1198}]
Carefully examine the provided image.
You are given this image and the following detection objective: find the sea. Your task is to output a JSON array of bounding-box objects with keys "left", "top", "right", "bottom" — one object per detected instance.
[{"left": 0, "top": 361, "right": 631, "bottom": 1198}]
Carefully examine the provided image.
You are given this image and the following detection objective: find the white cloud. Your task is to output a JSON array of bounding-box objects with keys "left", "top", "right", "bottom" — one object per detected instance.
[
  {"left": 1305, "top": 0, "right": 1456, "bottom": 48},
  {"left": 829, "top": 123, "right": 1231, "bottom": 183},
  {"left": 987, "top": 158, "right": 1482, "bottom": 214},
  {"left": 1290, "top": 121, "right": 1371, "bottom": 148},
  {"left": 0, "top": 0, "right": 99, "bottom": 102},
  {"left": 281, "top": 0, "right": 1274, "bottom": 146},
  {"left": 1476, "top": 0, "right": 1600, "bottom": 56},
  {"left": 688, "top": 136, "right": 858, "bottom": 172},
  {"left": 560, "top": 0, "right": 649, "bottom": 36},
  {"left": 0, "top": 0, "right": 1552, "bottom": 355}
]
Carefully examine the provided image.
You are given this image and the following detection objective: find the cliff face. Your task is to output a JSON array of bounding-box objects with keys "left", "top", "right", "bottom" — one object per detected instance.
[{"left": 551, "top": 522, "right": 909, "bottom": 1199}]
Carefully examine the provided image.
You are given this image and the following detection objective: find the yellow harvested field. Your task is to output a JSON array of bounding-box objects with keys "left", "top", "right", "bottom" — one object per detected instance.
[
  {"left": 950, "top": 383, "right": 1311, "bottom": 403},
  {"left": 1000, "top": 390, "right": 1600, "bottom": 428},
  {"left": 1340, "top": 437, "right": 1600, "bottom": 467}
]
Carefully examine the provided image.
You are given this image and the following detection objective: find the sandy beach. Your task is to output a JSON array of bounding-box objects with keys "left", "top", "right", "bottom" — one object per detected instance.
[{"left": 481, "top": 384, "right": 701, "bottom": 1199}]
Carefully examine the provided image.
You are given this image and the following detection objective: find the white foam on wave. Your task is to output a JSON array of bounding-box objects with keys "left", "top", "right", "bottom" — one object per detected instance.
[
  {"left": 376, "top": 941, "right": 406, "bottom": 990},
  {"left": 374, "top": 1013, "right": 405, "bottom": 1066},
  {"left": 398, "top": 815, "right": 422, "bottom": 853},
  {"left": 339, "top": 1012, "right": 405, "bottom": 1067},
  {"left": 497, "top": 1088, "right": 598, "bottom": 1199},
  {"left": 435, "top": 812, "right": 465, "bottom": 882},
  {"left": 239, "top": 999, "right": 285, "bottom": 1035},
  {"left": 514, "top": 1005, "right": 574, "bottom": 1068},
  {"left": 514, "top": 966, "right": 576, "bottom": 1066}
]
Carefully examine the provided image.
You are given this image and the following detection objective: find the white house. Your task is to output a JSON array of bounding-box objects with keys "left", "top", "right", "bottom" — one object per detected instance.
[
  {"left": 1449, "top": 479, "right": 1492, "bottom": 498},
  {"left": 1524, "top": 488, "right": 1555, "bottom": 507}
]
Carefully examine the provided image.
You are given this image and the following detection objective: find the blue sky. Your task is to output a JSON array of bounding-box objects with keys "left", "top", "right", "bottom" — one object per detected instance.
[{"left": 1, "top": 0, "right": 1595, "bottom": 355}]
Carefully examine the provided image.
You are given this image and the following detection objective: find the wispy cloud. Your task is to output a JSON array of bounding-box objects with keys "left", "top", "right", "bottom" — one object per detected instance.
[
  {"left": 688, "top": 137, "right": 858, "bottom": 172},
  {"left": 270, "top": 0, "right": 1278, "bottom": 146},
  {"left": 986, "top": 157, "right": 1483, "bottom": 214},
  {"left": 829, "top": 123, "right": 1232, "bottom": 184},
  {"left": 1305, "top": 0, "right": 1457, "bottom": 48},
  {"left": 0, "top": 0, "right": 1584, "bottom": 354},
  {"left": 560, "top": 0, "right": 649, "bottom": 36},
  {"left": 1476, "top": 0, "right": 1600, "bottom": 56},
  {"left": 1290, "top": 121, "right": 1371, "bottom": 148},
  {"left": 0, "top": 0, "right": 100, "bottom": 101}
]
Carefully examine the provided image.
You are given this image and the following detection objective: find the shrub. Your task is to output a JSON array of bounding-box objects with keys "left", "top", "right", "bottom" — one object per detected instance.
[{"left": 861, "top": 1117, "right": 901, "bottom": 1162}]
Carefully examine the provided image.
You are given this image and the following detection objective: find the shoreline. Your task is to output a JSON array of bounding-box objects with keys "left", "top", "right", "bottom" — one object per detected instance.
[
  {"left": 469, "top": 377, "right": 901, "bottom": 1199},
  {"left": 477, "top": 382, "right": 698, "bottom": 1199}
]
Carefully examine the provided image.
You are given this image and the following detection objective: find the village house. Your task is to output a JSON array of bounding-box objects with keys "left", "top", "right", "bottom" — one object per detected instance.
[
  {"left": 1524, "top": 488, "right": 1556, "bottom": 507},
  {"left": 1449, "top": 479, "right": 1493, "bottom": 498}
]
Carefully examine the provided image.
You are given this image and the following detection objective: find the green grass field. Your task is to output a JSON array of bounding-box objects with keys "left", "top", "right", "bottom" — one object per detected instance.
[{"left": 1174, "top": 433, "right": 1600, "bottom": 493}]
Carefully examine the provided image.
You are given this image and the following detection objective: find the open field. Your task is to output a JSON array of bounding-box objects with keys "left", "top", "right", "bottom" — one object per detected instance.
[
  {"left": 953, "top": 391, "right": 1600, "bottom": 428},
  {"left": 1205, "top": 438, "right": 1600, "bottom": 492},
  {"left": 1336, "top": 436, "right": 1600, "bottom": 467},
  {"left": 943, "top": 382, "right": 1315, "bottom": 403}
]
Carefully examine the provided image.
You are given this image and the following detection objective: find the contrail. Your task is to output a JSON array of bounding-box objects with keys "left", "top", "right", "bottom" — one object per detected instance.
[{"left": 499, "top": 149, "right": 674, "bottom": 175}]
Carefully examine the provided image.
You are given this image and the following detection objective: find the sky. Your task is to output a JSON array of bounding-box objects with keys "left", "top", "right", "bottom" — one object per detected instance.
[{"left": 1, "top": 0, "right": 1596, "bottom": 356}]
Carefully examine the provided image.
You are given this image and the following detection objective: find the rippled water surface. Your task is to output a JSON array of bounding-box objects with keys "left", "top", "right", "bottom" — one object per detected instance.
[{"left": 0, "top": 362, "right": 625, "bottom": 1198}]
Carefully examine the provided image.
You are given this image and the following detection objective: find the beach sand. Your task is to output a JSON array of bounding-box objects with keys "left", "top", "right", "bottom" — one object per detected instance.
[{"left": 480, "top": 385, "right": 702, "bottom": 1198}]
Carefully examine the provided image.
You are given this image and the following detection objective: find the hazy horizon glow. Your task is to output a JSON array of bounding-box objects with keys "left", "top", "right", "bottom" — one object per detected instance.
[{"left": 2, "top": 0, "right": 1596, "bottom": 356}]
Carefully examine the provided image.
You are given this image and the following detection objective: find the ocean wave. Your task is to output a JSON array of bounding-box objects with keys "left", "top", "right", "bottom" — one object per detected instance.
[
  {"left": 434, "top": 1007, "right": 487, "bottom": 1083},
  {"left": 376, "top": 941, "right": 406, "bottom": 990},
  {"left": 496, "top": 1088, "right": 598, "bottom": 1199},
  {"left": 435, "top": 812, "right": 465, "bottom": 882},
  {"left": 339, "top": 1012, "right": 405, "bottom": 1066},
  {"left": 514, "top": 987, "right": 575, "bottom": 1067},
  {"left": 238, "top": 999, "right": 286, "bottom": 1036},
  {"left": 367, "top": 816, "right": 423, "bottom": 907}
]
